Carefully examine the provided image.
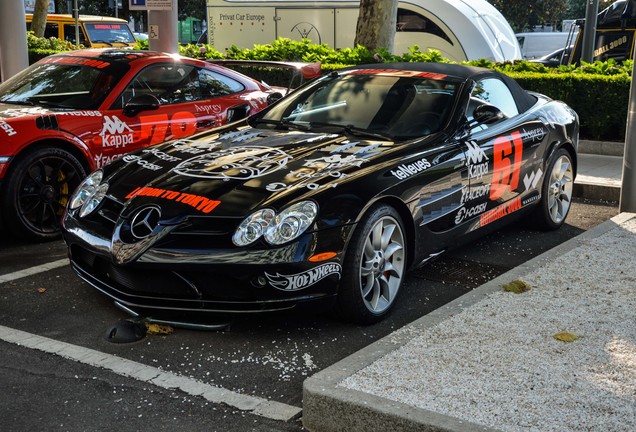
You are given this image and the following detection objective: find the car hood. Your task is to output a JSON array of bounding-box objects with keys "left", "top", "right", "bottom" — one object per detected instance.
[{"left": 105, "top": 126, "right": 399, "bottom": 221}]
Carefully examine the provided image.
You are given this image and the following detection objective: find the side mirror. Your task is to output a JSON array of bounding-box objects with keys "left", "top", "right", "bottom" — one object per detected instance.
[
  {"left": 123, "top": 94, "right": 160, "bottom": 117},
  {"left": 473, "top": 104, "right": 506, "bottom": 125}
]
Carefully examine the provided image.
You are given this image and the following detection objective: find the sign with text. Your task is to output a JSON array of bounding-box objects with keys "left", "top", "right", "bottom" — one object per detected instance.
[{"left": 130, "top": 0, "right": 174, "bottom": 10}]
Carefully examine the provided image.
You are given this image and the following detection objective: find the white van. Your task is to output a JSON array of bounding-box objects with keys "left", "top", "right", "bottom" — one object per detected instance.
[
  {"left": 204, "top": 0, "right": 521, "bottom": 62},
  {"left": 516, "top": 32, "right": 573, "bottom": 59}
]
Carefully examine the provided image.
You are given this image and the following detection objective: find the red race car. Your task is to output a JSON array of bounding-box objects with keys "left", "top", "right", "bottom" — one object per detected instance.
[{"left": 0, "top": 49, "right": 282, "bottom": 241}]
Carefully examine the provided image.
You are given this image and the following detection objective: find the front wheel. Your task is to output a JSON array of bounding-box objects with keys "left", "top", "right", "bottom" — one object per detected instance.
[
  {"left": 2, "top": 146, "right": 86, "bottom": 241},
  {"left": 532, "top": 148, "right": 574, "bottom": 230},
  {"left": 336, "top": 204, "right": 407, "bottom": 324}
]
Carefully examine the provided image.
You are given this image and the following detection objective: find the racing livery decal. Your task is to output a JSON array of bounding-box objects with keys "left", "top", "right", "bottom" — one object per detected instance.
[
  {"left": 0, "top": 121, "right": 16, "bottom": 136},
  {"left": 265, "top": 263, "right": 342, "bottom": 291},
  {"left": 125, "top": 186, "right": 221, "bottom": 214},
  {"left": 173, "top": 146, "right": 291, "bottom": 180},
  {"left": 490, "top": 131, "right": 523, "bottom": 200},
  {"left": 99, "top": 115, "right": 134, "bottom": 148},
  {"left": 465, "top": 141, "right": 489, "bottom": 180},
  {"left": 391, "top": 157, "right": 431, "bottom": 179},
  {"left": 479, "top": 196, "right": 522, "bottom": 227}
]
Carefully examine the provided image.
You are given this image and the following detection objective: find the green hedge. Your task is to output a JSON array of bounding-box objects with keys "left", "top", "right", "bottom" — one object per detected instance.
[
  {"left": 509, "top": 72, "right": 630, "bottom": 140},
  {"left": 26, "top": 34, "right": 632, "bottom": 141}
]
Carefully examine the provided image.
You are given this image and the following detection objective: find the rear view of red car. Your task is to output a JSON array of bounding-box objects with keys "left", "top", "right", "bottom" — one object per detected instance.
[{"left": 0, "top": 49, "right": 281, "bottom": 241}]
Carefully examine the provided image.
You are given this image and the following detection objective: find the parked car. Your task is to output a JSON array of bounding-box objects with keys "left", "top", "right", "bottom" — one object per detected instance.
[
  {"left": 62, "top": 62, "right": 579, "bottom": 325},
  {"left": 0, "top": 49, "right": 281, "bottom": 240},
  {"left": 26, "top": 14, "right": 137, "bottom": 48},
  {"left": 530, "top": 46, "right": 573, "bottom": 67}
]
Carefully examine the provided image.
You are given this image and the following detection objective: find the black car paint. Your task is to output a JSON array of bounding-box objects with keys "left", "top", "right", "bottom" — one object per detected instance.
[{"left": 62, "top": 64, "right": 578, "bottom": 319}]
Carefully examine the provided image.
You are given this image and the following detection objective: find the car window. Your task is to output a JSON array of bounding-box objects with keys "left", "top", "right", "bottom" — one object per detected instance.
[
  {"left": 469, "top": 77, "right": 519, "bottom": 121},
  {"left": 114, "top": 64, "right": 200, "bottom": 107},
  {"left": 83, "top": 23, "right": 136, "bottom": 44},
  {"left": 64, "top": 24, "right": 88, "bottom": 46},
  {"left": 199, "top": 69, "right": 245, "bottom": 97},
  {"left": 114, "top": 65, "right": 246, "bottom": 109}
]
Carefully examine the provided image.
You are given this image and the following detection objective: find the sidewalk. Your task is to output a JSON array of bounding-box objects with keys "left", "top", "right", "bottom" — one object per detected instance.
[
  {"left": 304, "top": 212, "right": 636, "bottom": 432},
  {"left": 574, "top": 153, "right": 623, "bottom": 201},
  {"left": 303, "top": 145, "right": 634, "bottom": 432}
]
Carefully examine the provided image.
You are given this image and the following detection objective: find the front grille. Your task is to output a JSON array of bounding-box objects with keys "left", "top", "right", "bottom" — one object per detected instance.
[{"left": 70, "top": 245, "right": 257, "bottom": 301}]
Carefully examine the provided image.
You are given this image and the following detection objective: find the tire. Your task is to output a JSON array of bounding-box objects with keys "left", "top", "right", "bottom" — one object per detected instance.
[
  {"left": 2, "top": 146, "right": 86, "bottom": 242},
  {"left": 336, "top": 204, "right": 407, "bottom": 324},
  {"left": 532, "top": 148, "right": 574, "bottom": 230}
]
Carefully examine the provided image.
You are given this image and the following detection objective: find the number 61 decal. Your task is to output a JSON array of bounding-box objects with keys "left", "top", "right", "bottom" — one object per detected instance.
[{"left": 490, "top": 130, "right": 523, "bottom": 200}]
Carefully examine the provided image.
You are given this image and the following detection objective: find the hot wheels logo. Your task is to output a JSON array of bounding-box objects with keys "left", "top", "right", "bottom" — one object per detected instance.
[{"left": 265, "top": 263, "right": 342, "bottom": 291}]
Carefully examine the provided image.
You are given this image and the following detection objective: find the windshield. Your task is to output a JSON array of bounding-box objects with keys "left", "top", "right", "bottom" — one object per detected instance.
[
  {"left": 84, "top": 23, "right": 136, "bottom": 44},
  {"left": 0, "top": 57, "right": 130, "bottom": 110},
  {"left": 254, "top": 71, "right": 460, "bottom": 139}
]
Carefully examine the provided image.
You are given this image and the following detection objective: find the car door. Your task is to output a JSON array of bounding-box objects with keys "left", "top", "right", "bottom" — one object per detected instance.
[
  {"left": 92, "top": 63, "right": 252, "bottom": 168},
  {"left": 456, "top": 77, "right": 536, "bottom": 229}
]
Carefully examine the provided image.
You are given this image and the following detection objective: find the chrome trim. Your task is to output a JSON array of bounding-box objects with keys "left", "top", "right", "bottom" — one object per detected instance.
[{"left": 0, "top": 156, "right": 11, "bottom": 164}]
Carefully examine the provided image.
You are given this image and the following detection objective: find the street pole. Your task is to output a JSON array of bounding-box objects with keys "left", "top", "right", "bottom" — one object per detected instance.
[
  {"left": 581, "top": 0, "right": 599, "bottom": 63},
  {"left": 620, "top": 60, "right": 636, "bottom": 212},
  {"left": 148, "top": 0, "right": 178, "bottom": 53},
  {"left": 74, "top": 0, "right": 79, "bottom": 47},
  {"left": 0, "top": 0, "right": 29, "bottom": 80}
]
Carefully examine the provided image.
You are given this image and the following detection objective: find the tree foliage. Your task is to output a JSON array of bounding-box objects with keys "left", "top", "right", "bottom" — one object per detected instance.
[{"left": 487, "top": 0, "right": 623, "bottom": 32}]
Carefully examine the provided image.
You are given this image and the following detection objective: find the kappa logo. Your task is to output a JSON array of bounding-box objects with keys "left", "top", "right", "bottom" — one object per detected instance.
[
  {"left": 265, "top": 263, "right": 342, "bottom": 291},
  {"left": 523, "top": 168, "right": 543, "bottom": 191},
  {"left": 465, "top": 141, "right": 488, "bottom": 165},
  {"left": 101, "top": 115, "right": 134, "bottom": 148}
]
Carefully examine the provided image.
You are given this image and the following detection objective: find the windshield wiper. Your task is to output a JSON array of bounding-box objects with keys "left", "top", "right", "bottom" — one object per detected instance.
[
  {"left": 91, "top": 39, "right": 113, "bottom": 46},
  {"left": 251, "top": 118, "right": 312, "bottom": 131},
  {"left": 0, "top": 99, "right": 34, "bottom": 106},
  {"left": 310, "top": 122, "right": 392, "bottom": 140}
]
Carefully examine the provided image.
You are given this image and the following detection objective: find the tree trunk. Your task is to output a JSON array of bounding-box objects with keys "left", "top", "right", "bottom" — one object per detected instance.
[
  {"left": 31, "top": 0, "right": 50, "bottom": 38},
  {"left": 354, "top": 0, "right": 398, "bottom": 52}
]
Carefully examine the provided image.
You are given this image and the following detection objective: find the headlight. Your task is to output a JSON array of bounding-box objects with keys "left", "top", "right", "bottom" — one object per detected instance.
[
  {"left": 232, "top": 208, "right": 275, "bottom": 246},
  {"left": 68, "top": 170, "right": 108, "bottom": 217},
  {"left": 265, "top": 201, "right": 318, "bottom": 245},
  {"left": 232, "top": 201, "right": 318, "bottom": 247}
]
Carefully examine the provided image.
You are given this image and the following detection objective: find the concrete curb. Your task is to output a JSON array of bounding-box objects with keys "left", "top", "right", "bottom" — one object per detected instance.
[
  {"left": 302, "top": 212, "right": 636, "bottom": 432},
  {"left": 573, "top": 181, "right": 620, "bottom": 202},
  {"left": 578, "top": 139, "right": 624, "bottom": 157}
]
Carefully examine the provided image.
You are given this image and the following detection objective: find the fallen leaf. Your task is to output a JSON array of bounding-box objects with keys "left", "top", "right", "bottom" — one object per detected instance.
[
  {"left": 37, "top": 287, "right": 47, "bottom": 294},
  {"left": 502, "top": 280, "right": 530, "bottom": 294},
  {"left": 145, "top": 323, "right": 174, "bottom": 335},
  {"left": 553, "top": 332, "right": 580, "bottom": 343}
]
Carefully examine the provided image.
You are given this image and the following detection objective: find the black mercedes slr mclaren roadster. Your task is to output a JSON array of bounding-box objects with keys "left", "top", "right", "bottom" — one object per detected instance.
[{"left": 62, "top": 62, "right": 578, "bottom": 325}]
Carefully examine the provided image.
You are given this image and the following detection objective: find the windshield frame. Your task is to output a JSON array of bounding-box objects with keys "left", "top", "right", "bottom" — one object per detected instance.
[{"left": 251, "top": 70, "right": 462, "bottom": 141}]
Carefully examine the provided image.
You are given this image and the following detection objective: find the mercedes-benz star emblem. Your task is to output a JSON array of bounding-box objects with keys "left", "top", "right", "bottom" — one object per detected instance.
[{"left": 130, "top": 206, "right": 161, "bottom": 239}]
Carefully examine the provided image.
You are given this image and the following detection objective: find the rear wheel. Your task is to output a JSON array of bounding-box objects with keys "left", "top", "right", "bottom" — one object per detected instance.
[
  {"left": 2, "top": 146, "right": 86, "bottom": 241},
  {"left": 336, "top": 204, "right": 406, "bottom": 324},
  {"left": 533, "top": 148, "right": 574, "bottom": 230}
]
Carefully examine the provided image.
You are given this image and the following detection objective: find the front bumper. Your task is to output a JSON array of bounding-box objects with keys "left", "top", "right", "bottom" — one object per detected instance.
[{"left": 63, "top": 213, "right": 354, "bottom": 317}]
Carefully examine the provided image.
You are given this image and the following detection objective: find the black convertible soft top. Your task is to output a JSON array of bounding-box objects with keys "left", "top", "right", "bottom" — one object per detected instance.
[{"left": 345, "top": 62, "right": 538, "bottom": 114}]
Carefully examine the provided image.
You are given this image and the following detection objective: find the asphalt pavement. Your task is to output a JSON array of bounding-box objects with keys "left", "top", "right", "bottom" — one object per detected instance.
[
  {"left": 0, "top": 140, "right": 629, "bottom": 432},
  {"left": 303, "top": 142, "right": 635, "bottom": 431}
]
